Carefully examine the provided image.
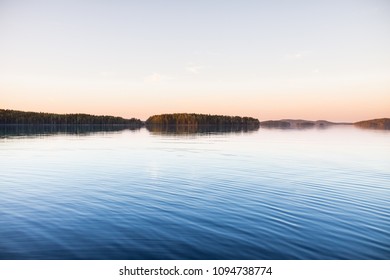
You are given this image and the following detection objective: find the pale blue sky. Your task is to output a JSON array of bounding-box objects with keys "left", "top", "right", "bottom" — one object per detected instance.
[{"left": 1, "top": 0, "right": 389, "bottom": 121}]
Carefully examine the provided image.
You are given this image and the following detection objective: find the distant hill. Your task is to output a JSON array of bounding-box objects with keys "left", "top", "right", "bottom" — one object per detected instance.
[
  {"left": 260, "top": 119, "right": 348, "bottom": 128},
  {"left": 354, "top": 118, "right": 390, "bottom": 130},
  {"left": 0, "top": 109, "right": 143, "bottom": 127},
  {"left": 260, "top": 120, "right": 291, "bottom": 128},
  {"left": 146, "top": 113, "right": 260, "bottom": 130}
]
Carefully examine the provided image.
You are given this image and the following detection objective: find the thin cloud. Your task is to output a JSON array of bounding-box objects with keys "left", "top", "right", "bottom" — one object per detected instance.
[
  {"left": 285, "top": 53, "right": 303, "bottom": 60},
  {"left": 285, "top": 51, "right": 312, "bottom": 60},
  {"left": 99, "top": 71, "right": 116, "bottom": 77},
  {"left": 186, "top": 64, "right": 204, "bottom": 74},
  {"left": 144, "top": 73, "right": 172, "bottom": 83}
]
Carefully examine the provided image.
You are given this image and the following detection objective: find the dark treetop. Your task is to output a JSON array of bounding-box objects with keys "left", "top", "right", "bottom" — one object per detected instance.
[
  {"left": 145, "top": 113, "right": 260, "bottom": 129},
  {"left": 0, "top": 109, "right": 143, "bottom": 127}
]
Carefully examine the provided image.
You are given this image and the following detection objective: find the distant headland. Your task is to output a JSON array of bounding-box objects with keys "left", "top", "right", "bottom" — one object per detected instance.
[
  {"left": 260, "top": 118, "right": 390, "bottom": 130},
  {"left": 260, "top": 119, "right": 351, "bottom": 129},
  {"left": 354, "top": 118, "right": 390, "bottom": 130}
]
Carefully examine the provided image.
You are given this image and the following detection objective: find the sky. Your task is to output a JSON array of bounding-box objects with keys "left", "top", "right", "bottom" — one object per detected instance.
[{"left": 0, "top": 0, "right": 389, "bottom": 122}]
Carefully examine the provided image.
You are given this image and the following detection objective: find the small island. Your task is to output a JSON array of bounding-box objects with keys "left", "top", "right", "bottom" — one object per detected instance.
[
  {"left": 354, "top": 118, "right": 390, "bottom": 130},
  {"left": 145, "top": 113, "right": 260, "bottom": 133},
  {"left": 260, "top": 119, "right": 345, "bottom": 128}
]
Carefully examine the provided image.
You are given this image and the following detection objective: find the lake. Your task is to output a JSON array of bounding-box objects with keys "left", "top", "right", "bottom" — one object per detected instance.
[{"left": 0, "top": 125, "right": 389, "bottom": 259}]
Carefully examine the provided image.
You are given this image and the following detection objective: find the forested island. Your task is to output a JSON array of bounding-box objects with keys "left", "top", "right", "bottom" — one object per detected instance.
[
  {"left": 145, "top": 113, "right": 260, "bottom": 133},
  {"left": 354, "top": 118, "right": 390, "bottom": 130},
  {"left": 0, "top": 109, "right": 143, "bottom": 128}
]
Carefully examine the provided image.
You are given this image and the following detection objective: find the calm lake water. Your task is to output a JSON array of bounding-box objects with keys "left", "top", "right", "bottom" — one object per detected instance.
[{"left": 0, "top": 126, "right": 389, "bottom": 259}]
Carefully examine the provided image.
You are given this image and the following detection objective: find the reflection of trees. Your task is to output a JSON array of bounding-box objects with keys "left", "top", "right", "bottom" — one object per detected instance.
[
  {"left": 145, "top": 113, "right": 260, "bottom": 135},
  {"left": 0, "top": 109, "right": 143, "bottom": 137},
  {"left": 146, "top": 124, "right": 259, "bottom": 135},
  {"left": 0, "top": 124, "right": 140, "bottom": 138}
]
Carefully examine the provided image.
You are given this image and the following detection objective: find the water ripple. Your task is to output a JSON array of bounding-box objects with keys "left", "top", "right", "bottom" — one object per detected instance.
[{"left": 0, "top": 127, "right": 389, "bottom": 259}]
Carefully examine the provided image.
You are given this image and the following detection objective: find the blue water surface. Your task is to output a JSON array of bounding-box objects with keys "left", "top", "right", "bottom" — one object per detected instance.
[{"left": 0, "top": 126, "right": 389, "bottom": 259}]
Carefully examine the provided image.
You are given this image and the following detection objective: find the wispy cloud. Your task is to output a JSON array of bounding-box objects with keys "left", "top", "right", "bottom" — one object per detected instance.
[
  {"left": 285, "top": 53, "right": 303, "bottom": 60},
  {"left": 285, "top": 51, "right": 312, "bottom": 60},
  {"left": 191, "top": 50, "right": 223, "bottom": 56},
  {"left": 144, "top": 73, "right": 172, "bottom": 83},
  {"left": 99, "top": 71, "right": 116, "bottom": 77},
  {"left": 186, "top": 64, "right": 204, "bottom": 74}
]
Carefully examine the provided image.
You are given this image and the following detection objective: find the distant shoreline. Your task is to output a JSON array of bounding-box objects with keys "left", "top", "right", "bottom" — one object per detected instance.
[
  {"left": 1, "top": 109, "right": 389, "bottom": 130},
  {"left": 260, "top": 119, "right": 352, "bottom": 129}
]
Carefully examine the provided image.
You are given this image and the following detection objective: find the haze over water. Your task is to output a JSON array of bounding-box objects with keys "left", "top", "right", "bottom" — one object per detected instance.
[{"left": 0, "top": 126, "right": 389, "bottom": 259}]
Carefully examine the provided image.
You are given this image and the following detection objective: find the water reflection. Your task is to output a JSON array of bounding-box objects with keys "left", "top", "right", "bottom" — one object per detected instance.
[
  {"left": 145, "top": 124, "right": 259, "bottom": 135},
  {"left": 0, "top": 124, "right": 140, "bottom": 138},
  {"left": 0, "top": 125, "right": 389, "bottom": 259}
]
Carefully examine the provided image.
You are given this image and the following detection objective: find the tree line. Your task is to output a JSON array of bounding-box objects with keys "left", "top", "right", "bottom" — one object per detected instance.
[
  {"left": 0, "top": 109, "right": 143, "bottom": 127},
  {"left": 1, "top": 110, "right": 261, "bottom": 131},
  {"left": 146, "top": 113, "right": 260, "bottom": 128}
]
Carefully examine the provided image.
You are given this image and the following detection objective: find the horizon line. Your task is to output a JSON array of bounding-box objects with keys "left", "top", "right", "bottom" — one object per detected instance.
[{"left": 1, "top": 108, "right": 388, "bottom": 124}]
